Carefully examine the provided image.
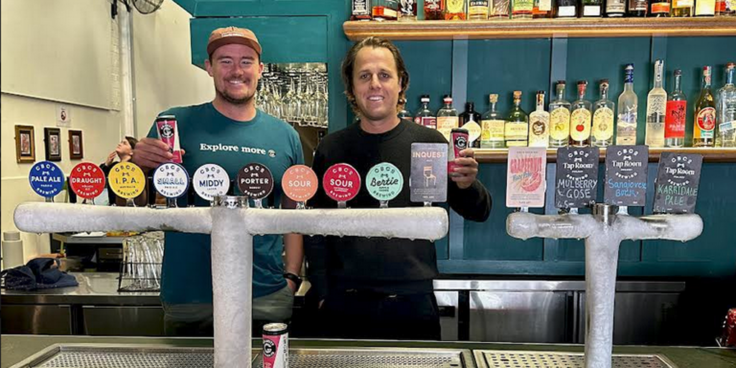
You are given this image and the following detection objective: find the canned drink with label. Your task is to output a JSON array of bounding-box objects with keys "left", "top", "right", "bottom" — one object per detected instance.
[
  {"left": 263, "top": 323, "right": 289, "bottom": 368},
  {"left": 448, "top": 128, "right": 469, "bottom": 176},
  {"left": 155, "top": 115, "right": 183, "bottom": 164}
]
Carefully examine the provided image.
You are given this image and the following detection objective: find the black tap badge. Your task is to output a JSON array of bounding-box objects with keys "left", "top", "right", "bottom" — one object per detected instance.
[
  {"left": 653, "top": 152, "right": 703, "bottom": 214},
  {"left": 410, "top": 143, "right": 448, "bottom": 203},
  {"left": 555, "top": 146, "right": 599, "bottom": 208},
  {"left": 604, "top": 145, "right": 649, "bottom": 206}
]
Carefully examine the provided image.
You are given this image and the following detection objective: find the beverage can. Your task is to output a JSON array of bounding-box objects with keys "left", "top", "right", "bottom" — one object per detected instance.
[
  {"left": 448, "top": 128, "right": 469, "bottom": 176},
  {"left": 155, "top": 115, "right": 183, "bottom": 164},
  {"left": 263, "top": 323, "right": 289, "bottom": 368}
]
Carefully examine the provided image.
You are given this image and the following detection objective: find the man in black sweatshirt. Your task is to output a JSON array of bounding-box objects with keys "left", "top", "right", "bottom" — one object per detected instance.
[{"left": 305, "top": 36, "right": 491, "bottom": 340}]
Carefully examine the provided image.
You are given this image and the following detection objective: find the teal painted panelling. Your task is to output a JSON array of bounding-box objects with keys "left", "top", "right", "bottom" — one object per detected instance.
[
  {"left": 463, "top": 164, "right": 545, "bottom": 262},
  {"left": 190, "top": 17, "right": 329, "bottom": 66},
  {"left": 665, "top": 37, "right": 736, "bottom": 147},
  {"left": 394, "top": 41, "right": 454, "bottom": 115},
  {"left": 466, "top": 39, "right": 552, "bottom": 115},
  {"left": 173, "top": 0, "right": 197, "bottom": 14},
  {"left": 566, "top": 38, "right": 651, "bottom": 146}
]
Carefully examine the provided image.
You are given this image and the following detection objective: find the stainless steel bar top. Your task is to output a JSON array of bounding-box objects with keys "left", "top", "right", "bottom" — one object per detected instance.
[{"left": 432, "top": 280, "right": 686, "bottom": 292}]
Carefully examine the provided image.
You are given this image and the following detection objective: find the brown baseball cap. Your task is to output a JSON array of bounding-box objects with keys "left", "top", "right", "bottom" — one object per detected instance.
[{"left": 207, "top": 27, "right": 262, "bottom": 57}]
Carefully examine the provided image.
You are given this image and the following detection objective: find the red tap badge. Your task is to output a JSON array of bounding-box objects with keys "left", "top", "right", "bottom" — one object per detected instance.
[
  {"left": 323, "top": 163, "right": 361, "bottom": 203},
  {"left": 69, "top": 162, "right": 106, "bottom": 199}
]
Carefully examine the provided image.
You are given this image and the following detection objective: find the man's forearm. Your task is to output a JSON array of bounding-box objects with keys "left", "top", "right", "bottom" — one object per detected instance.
[{"left": 283, "top": 233, "right": 304, "bottom": 275}]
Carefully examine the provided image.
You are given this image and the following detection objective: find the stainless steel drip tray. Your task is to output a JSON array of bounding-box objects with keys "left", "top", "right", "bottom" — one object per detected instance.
[
  {"left": 10, "top": 343, "right": 475, "bottom": 368},
  {"left": 474, "top": 350, "right": 677, "bottom": 368}
]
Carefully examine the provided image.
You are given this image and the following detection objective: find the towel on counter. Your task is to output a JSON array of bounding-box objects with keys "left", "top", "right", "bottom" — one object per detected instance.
[{"left": 0, "top": 258, "right": 79, "bottom": 291}]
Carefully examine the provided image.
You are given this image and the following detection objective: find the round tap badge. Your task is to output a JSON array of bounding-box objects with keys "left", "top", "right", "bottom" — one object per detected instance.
[
  {"left": 323, "top": 163, "right": 361, "bottom": 203},
  {"left": 69, "top": 162, "right": 106, "bottom": 200},
  {"left": 282, "top": 165, "right": 318, "bottom": 202},
  {"left": 192, "top": 163, "right": 230, "bottom": 201},
  {"left": 237, "top": 163, "right": 274, "bottom": 200},
  {"left": 366, "top": 162, "right": 403, "bottom": 202},
  {"left": 108, "top": 162, "right": 146, "bottom": 199},
  {"left": 29, "top": 161, "right": 65, "bottom": 198},
  {"left": 153, "top": 163, "right": 190, "bottom": 199}
]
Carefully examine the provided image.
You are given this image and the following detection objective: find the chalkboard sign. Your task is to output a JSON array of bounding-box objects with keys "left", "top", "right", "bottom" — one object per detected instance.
[
  {"left": 555, "top": 146, "right": 599, "bottom": 208},
  {"left": 653, "top": 152, "right": 703, "bottom": 214},
  {"left": 603, "top": 145, "right": 649, "bottom": 206}
]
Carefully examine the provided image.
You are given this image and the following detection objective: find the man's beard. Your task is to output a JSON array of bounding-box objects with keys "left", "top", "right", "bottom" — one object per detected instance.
[{"left": 217, "top": 88, "right": 254, "bottom": 105}]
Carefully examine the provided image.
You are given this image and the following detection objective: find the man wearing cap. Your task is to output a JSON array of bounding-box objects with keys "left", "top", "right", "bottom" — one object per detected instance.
[{"left": 132, "top": 27, "right": 305, "bottom": 336}]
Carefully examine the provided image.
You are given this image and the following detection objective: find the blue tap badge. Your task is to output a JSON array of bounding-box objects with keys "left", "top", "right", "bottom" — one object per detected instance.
[{"left": 29, "top": 161, "right": 65, "bottom": 198}]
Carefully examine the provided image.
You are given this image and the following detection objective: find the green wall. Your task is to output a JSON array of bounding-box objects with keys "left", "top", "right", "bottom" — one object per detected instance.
[{"left": 176, "top": 0, "right": 736, "bottom": 278}]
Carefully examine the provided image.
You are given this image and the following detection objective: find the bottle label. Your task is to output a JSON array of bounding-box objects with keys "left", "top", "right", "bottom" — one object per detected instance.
[
  {"left": 437, "top": 116, "right": 459, "bottom": 141},
  {"left": 629, "top": 0, "right": 648, "bottom": 10},
  {"left": 550, "top": 108, "right": 571, "bottom": 140},
  {"left": 505, "top": 123, "right": 529, "bottom": 143},
  {"left": 652, "top": 2, "right": 671, "bottom": 12},
  {"left": 538, "top": 0, "right": 552, "bottom": 11},
  {"left": 528, "top": 112, "right": 549, "bottom": 147},
  {"left": 673, "top": 0, "right": 693, "bottom": 7},
  {"left": 558, "top": 5, "right": 576, "bottom": 15},
  {"left": 514, "top": 0, "right": 534, "bottom": 12},
  {"left": 462, "top": 120, "right": 483, "bottom": 143},
  {"left": 425, "top": 0, "right": 442, "bottom": 10},
  {"left": 447, "top": 0, "right": 465, "bottom": 12},
  {"left": 492, "top": 0, "right": 510, "bottom": 15},
  {"left": 592, "top": 107, "right": 614, "bottom": 141},
  {"left": 665, "top": 100, "right": 687, "bottom": 139},
  {"left": 420, "top": 116, "right": 437, "bottom": 129},
  {"left": 353, "top": 0, "right": 370, "bottom": 14},
  {"left": 720, "top": 121, "right": 735, "bottom": 134},
  {"left": 695, "top": 107, "right": 716, "bottom": 138},
  {"left": 482, "top": 119, "right": 506, "bottom": 142},
  {"left": 616, "top": 111, "right": 638, "bottom": 144},
  {"left": 469, "top": 0, "right": 491, "bottom": 16},
  {"left": 400, "top": 0, "right": 417, "bottom": 15},
  {"left": 583, "top": 5, "right": 601, "bottom": 15},
  {"left": 606, "top": 0, "right": 626, "bottom": 12},
  {"left": 570, "top": 109, "right": 592, "bottom": 142},
  {"left": 695, "top": 0, "right": 715, "bottom": 14}
]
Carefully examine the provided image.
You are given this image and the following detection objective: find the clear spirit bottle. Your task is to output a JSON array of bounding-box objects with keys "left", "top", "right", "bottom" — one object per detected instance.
[
  {"left": 665, "top": 69, "right": 687, "bottom": 148},
  {"left": 549, "top": 81, "right": 571, "bottom": 148},
  {"left": 481, "top": 94, "right": 506, "bottom": 148},
  {"left": 628, "top": 0, "right": 648, "bottom": 15},
  {"left": 606, "top": 0, "right": 626, "bottom": 15},
  {"left": 460, "top": 102, "right": 483, "bottom": 148},
  {"left": 414, "top": 95, "right": 437, "bottom": 129},
  {"left": 398, "top": 106, "right": 412, "bottom": 120},
  {"left": 505, "top": 91, "right": 529, "bottom": 147},
  {"left": 570, "top": 81, "right": 592, "bottom": 147},
  {"left": 617, "top": 64, "right": 639, "bottom": 145},
  {"left": 592, "top": 80, "right": 615, "bottom": 147},
  {"left": 437, "top": 95, "right": 459, "bottom": 142},
  {"left": 645, "top": 60, "right": 667, "bottom": 148},
  {"left": 529, "top": 91, "right": 550, "bottom": 147},
  {"left": 671, "top": 0, "right": 694, "bottom": 16},
  {"left": 469, "top": 0, "right": 491, "bottom": 18},
  {"left": 651, "top": 0, "right": 672, "bottom": 16},
  {"left": 716, "top": 63, "right": 736, "bottom": 147},
  {"left": 556, "top": 0, "right": 578, "bottom": 16},
  {"left": 693, "top": 66, "right": 716, "bottom": 147},
  {"left": 582, "top": 0, "right": 603, "bottom": 16}
]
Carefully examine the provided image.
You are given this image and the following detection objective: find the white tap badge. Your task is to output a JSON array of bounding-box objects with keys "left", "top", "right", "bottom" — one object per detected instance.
[
  {"left": 192, "top": 163, "right": 230, "bottom": 201},
  {"left": 154, "top": 163, "right": 190, "bottom": 199}
]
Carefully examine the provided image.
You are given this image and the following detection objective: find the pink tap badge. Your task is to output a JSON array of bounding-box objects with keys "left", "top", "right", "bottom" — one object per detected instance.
[
  {"left": 322, "top": 163, "right": 361, "bottom": 203},
  {"left": 69, "top": 162, "right": 106, "bottom": 200},
  {"left": 281, "top": 165, "right": 318, "bottom": 203}
]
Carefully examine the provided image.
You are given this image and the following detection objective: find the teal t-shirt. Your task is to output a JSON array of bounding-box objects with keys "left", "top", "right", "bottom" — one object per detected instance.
[{"left": 147, "top": 103, "right": 304, "bottom": 304}]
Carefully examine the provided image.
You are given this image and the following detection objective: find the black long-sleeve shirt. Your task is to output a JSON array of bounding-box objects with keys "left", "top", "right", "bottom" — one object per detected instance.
[{"left": 305, "top": 120, "right": 492, "bottom": 300}]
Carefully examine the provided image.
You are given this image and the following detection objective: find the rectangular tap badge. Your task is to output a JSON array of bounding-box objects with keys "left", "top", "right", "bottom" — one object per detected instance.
[
  {"left": 555, "top": 146, "right": 599, "bottom": 208},
  {"left": 604, "top": 145, "right": 649, "bottom": 206},
  {"left": 506, "top": 147, "right": 547, "bottom": 208},
  {"left": 410, "top": 143, "right": 448, "bottom": 203},
  {"left": 653, "top": 152, "right": 703, "bottom": 214}
]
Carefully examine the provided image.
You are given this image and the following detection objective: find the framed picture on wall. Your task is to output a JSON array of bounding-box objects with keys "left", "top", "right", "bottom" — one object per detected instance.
[
  {"left": 44, "top": 127, "right": 62, "bottom": 161},
  {"left": 15, "top": 125, "right": 36, "bottom": 163},
  {"left": 69, "top": 130, "right": 83, "bottom": 160}
]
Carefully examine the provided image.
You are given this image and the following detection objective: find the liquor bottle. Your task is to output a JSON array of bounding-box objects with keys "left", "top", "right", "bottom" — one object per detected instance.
[
  {"left": 481, "top": 94, "right": 506, "bottom": 148},
  {"left": 549, "top": 81, "right": 572, "bottom": 148},
  {"left": 671, "top": 0, "right": 694, "bottom": 16},
  {"left": 445, "top": 0, "right": 468, "bottom": 19},
  {"left": 505, "top": 91, "right": 529, "bottom": 147},
  {"left": 437, "top": 95, "right": 459, "bottom": 142},
  {"left": 665, "top": 69, "right": 687, "bottom": 148},
  {"left": 556, "top": 0, "right": 578, "bottom": 17},
  {"left": 645, "top": 60, "right": 667, "bottom": 148},
  {"left": 693, "top": 66, "right": 716, "bottom": 147},
  {"left": 469, "top": 0, "right": 491, "bottom": 18},
  {"left": 592, "top": 80, "right": 615, "bottom": 147},
  {"left": 651, "top": 0, "right": 672, "bottom": 15},
  {"left": 628, "top": 0, "right": 649, "bottom": 15},
  {"left": 352, "top": 0, "right": 373, "bottom": 20},
  {"left": 583, "top": 0, "right": 604, "bottom": 16},
  {"left": 606, "top": 0, "right": 626, "bottom": 15},
  {"left": 716, "top": 0, "right": 735, "bottom": 14},
  {"left": 716, "top": 63, "right": 736, "bottom": 147},
  {"left": 424, "top": 0, "right": 445, "bottom": 19},
  {"left": 533, "top": 0, "right": 553, "bottom": 17},
  {"left": 570, "top": 81, "right": 592, "bottom": 147},
  {"left": 491, "top": 0, "right": 511, "bottom": 17},
  {"left": 512, "top": 0, "right": 534, "bottom": 17},
  {"left": 399, "top": 0, "right": 418, "bottom": 20},
  {"left": 617, "top": 64, "right": 639, "bottom": 145},
  {"left": 460, "top": 102, "right": 483, "bottom": 148},
  {"left": 398, "top": 106, "right": 412, "bottom": 120},
  {"left": 372, "top": 0, "right": 399, "bottom": 20},
  {"left": 695, "top": 0, "right": 716, "bottom": 15},
  {"left": 414, "top": 95, "right": 437, "bottom": 129},
  {"left": 529, "top": 91, "right": 550, "bottom": 147}
]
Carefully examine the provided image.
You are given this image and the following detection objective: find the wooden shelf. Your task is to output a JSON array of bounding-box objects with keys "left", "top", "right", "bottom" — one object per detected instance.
[
  {"left": 344, "top": 17, "right": 736, "bottom": 41},
  {"left": 475, "top": 147, "right": 736, "bottom": 163}
]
